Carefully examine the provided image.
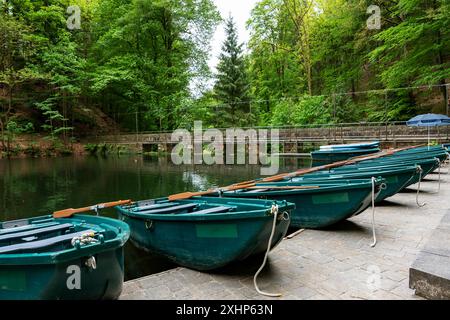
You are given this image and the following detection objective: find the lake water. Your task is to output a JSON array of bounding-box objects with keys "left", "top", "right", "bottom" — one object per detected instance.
[{"left": 0, "top": 155, "right": 311, "bottom": 281}]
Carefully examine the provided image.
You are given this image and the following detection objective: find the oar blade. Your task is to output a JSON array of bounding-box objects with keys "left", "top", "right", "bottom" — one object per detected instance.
[
  {"left": 53, "top": 200, "right": 132, "bottom": 218},
  {"left": 53, "top": 208, "right": 78, "bottom": 219},
  {"left": 168, "top": 190, "right": 214, "bottom": 201}
]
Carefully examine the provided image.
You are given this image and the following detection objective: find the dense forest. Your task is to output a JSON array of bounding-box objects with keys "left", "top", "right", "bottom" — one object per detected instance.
[{"left": 0, "top": 0, "right": 449, "bottom": 153}]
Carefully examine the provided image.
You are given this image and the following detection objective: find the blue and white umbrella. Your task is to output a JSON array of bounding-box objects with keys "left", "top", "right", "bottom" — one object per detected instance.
[{"left": 406, "top": 113, "right": 450, "bottom": 149}]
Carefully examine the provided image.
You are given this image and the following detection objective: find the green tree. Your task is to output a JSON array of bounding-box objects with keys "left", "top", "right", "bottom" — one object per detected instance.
[
  {"left": 90, "top": 0, "right": 219, "bottom": 131},
  {"left": 271, "top": 95, "right": 333, "bottom": 126},
  {"left": 0, "top": 14, "right": 39, "bottom": 153},
  {"left": 214, "top": 16, "right": 253, "bottom": 127},
  {"left": 247, "top": 0, "right": 304, "bottom": 117},
  {"left": 369, "top": 0, "right": 450, "bottom": 113}
]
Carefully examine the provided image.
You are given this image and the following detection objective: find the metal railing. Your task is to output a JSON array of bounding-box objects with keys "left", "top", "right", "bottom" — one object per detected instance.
[{"left": 84, "top": 121, "right": 450, "bottom": 145}]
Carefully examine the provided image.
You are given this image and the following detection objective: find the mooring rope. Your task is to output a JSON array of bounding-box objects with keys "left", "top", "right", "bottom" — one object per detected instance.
[
  {"left": 253, "top": 204, "right": 282, "bottom": 297},
  {"left": 416, "top": 165, "right": 426, "bottom": 207},
  {"left": 435, "top": 158, "right": 441, "bottom": 193},
  {"left": 445, "top": 152, "right": 450, "bottom": 174},
  {"left": 71, "top": 232, "right": 98, "bottom": 248},
  {"left": 370, "top": 177, "right": 377, "bottom": 248}
]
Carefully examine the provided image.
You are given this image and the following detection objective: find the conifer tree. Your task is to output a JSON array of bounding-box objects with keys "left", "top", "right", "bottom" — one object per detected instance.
[{"left": 214, "top": 16, "right": 252, "bottom": 127}]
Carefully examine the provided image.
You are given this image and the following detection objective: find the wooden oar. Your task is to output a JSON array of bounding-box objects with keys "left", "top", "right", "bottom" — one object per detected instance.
[
  {"left": 168, "top": 190, "right": 220, "bottom": 201},
  {"left": 260, "top": 159, "right": 350, "bottom": 183},
  {"left": 169, "top": 150, "right": 385, "bottom": 200},
  {"left": 53, "top": 199, "right": 132, "bottom": 218},
  {"left": 169, "top": 183, "right": 320, "bottom": 201},
  {"left": 247, "top": 186, "right": 320, "bottom": 190},
  {"left": 168, "top": 183, "right": 257, "bottom": 201},
  {"left": 169, "top": 145, "right": 424, "bottom": 201}
]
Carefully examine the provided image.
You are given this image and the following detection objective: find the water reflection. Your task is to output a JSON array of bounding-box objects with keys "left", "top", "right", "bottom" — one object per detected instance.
[{"left": 0, "top": 155, "right": 311, "bottom": 280}]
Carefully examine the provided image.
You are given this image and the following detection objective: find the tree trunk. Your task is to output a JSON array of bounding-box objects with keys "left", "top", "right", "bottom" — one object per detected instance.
[
  {"left": 6, "top": 85, "right": 13, "bottom": 154},
  {"left": 0, "top": 117, "right": 5, "bottom": 151}
]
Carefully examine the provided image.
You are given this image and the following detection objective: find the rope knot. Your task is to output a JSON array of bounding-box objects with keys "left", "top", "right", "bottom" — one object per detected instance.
[
  {"left": 71, "top": 232, "right": 98, "bottom": 248},
  {"left": 270, "top": 204, "right": 279, "bottom": 216}
]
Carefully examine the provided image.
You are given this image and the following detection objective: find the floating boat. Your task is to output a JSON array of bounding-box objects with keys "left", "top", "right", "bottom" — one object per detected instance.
[
  {"left": 324, "top": 158, "right": 439, "bottom": 178},
  {"left": 311, "top": 147, "right": 381, "bottom": 164},
  {"left": 290, "top": 165, "right": 419, "bottom": 202},
  {"left": 367, "top": 148, "right": 448, "bottom": 163},
  {"left": 0, "top": 213, "right": 130, "bottom": 300},
  {"left": 216, "top": 178, "right": 384, "bottom": 229},
  {"left": 394, "top": 145, "right": 446, "bottom": 154},
  {"left": 116, "top": 197, "right": 294, "bottom": 270},
  {"left": 319, "top": 141, "right": 380, "bottom": 151}
]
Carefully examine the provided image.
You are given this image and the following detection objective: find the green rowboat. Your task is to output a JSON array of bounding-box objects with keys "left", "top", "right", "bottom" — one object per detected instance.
[
  {"left": 322, "top": 158, "right": 438, "bottom": 179},
  {"left": 311, "top": 147, "right": 381, "bottom": 164},
  {"left": 291, "top": 165, "right": 419, "bottom": 202},
  {"left": 0, "top": 214, "right": 130, "bottom": 300},
  {"left": 218, "top": 179, "right": 384, "bottom": 229},
  {"left": 116, "top": 197, "right": 294, "bottom": 270}
]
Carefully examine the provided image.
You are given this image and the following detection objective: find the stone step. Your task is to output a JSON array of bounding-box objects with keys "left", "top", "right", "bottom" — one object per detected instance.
[{"left": 409, "top": 211, "right": 450, "bottom": 299}]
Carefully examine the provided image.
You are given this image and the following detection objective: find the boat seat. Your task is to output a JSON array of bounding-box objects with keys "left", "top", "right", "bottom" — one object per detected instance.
[
  {"left": 245, "top": 189, "right": 269, "bottom": 193},
  {"left": 0, "top": 229, "right": 97, "bottom": 254},
  {"left": 191, "top": 206, "right": 232, "bottom": 215},
  {"left": 0, "top": 223, "right": 73, "bottom": 242},
  {"left": 139, "top": 203, "right": 198, "bottom": 215},
  {"left": 0, "top": 222, "right": 59, "bottom": 235},
  {"left": 133, "top": 202, "right": 179, "bottom": 212}
]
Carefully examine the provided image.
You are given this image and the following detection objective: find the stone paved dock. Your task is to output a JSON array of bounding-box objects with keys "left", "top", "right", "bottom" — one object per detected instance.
[{"left": 120, "top": 170, "right": 450, "bottom": 300}]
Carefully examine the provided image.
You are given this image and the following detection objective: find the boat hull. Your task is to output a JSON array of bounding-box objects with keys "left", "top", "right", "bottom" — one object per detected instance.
[
  {"left": 311, "top": 148, "right": 380, "bottom": 165},
  {"left": 292, "top": 167, "right": 417, "bottom": 202},
  {"left": 116, "top": 198, "right": 293, "bottom": 271},
  {"left": 222, "top": 182, "right": 381, "bottom": 229},
  {"left": 0, "top": 248, "right": 125, "bottom": 300},
  {"left": 0, "top": 214, "right": 129, "bottom": 300}
]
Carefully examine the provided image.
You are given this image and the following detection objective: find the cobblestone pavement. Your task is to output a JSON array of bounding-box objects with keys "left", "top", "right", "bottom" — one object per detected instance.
[{"left": 120, "top": 171, "right": 450, "bottom": 300}]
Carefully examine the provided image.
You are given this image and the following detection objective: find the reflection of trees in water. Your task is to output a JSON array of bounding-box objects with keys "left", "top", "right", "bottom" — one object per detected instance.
[
  {"left": 0, "top": 158, "right": 79, "bottom": 219},
  {"left": 0, "top": 155, "right": 311, "bottom": 220}
]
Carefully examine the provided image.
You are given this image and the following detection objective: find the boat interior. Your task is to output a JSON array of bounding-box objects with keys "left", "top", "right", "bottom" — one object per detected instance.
[
  {"left": 124, "top": 198, "right": 281, "bottom": 216},
  {"left": 0, "top": 217, "right": 107, "bottom": 254}
]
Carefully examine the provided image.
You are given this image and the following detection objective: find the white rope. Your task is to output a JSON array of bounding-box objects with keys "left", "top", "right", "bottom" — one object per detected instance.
[
  {"left": 253, "top": 204, "right": 282, "bottom": 297},
  {"left": 445, "top": 152, "right": 450, "bottom": 174},
  {"left": 370, "top": 177, "right": 377, "bottom": 248},
  {"left": 416, "top": 166, "right": 426, "bottom": 207},
  {"left": 436, "top": 158, "right": 441, "bottom": 193},
  {"left": 71, "top": 232, "right": 98, "bottom": 247}
]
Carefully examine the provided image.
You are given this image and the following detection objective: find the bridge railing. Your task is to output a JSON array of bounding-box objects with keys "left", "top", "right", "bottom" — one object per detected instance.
[{"left": 84, "top": 121, "right": 450, "bottom": 145}]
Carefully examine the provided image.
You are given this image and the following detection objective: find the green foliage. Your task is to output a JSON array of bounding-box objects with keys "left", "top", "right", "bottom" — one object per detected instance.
[
  {"left": 247, "top": 0, "right": 449, "bottom": 125},
  {"left": 35, "top": 97, "right": 73, "bottom": 139},
  {"left": 84, "top": 143, "right": 129, "bottom": 155},
  {"left": 1, "top": 0, "right": 449, "bottom": 143},
  {"left": 271, "top": 95, "right": 333, "bottom": 126},
  {"left": 368, "top": 0, "right": 449, "bottom": 91},
  {"left": 23, "top": 141, "right": 41, "bottom": 157},
  {"left": 5, "top": 120, "right": 34, "bottom": 148},
  {"left": 89, "top": 0, "right": 220, "bottom": 131}
]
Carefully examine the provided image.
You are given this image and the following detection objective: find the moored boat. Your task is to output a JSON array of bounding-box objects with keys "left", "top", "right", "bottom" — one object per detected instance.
[
  {"left": 217, "top": 178, "right": 384, "bottom": 229},
  {"left": 290, "top": 165, "right": 419, "bottom": 202},
  {"left": 319, "top": 141, "right": 380, "bottom": 151},
  {"left": 311, "top": 147, "right": 381, "bottom": 164},
  {"left": 116, "top": 197, "right": 294, "bottom": 270},
  {"left": 0, "top": 213, "right": 130, "bottom": 300}
]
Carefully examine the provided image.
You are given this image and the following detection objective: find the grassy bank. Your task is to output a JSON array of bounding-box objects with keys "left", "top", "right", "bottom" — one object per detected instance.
[{"left": 0, "top": 135, "right": 87, "bottom": 159}]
